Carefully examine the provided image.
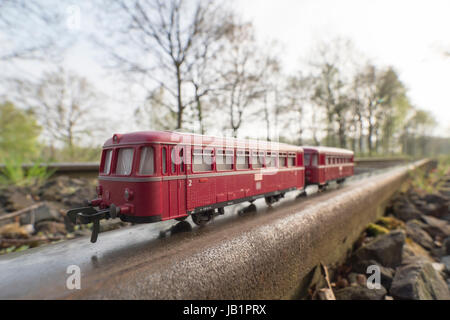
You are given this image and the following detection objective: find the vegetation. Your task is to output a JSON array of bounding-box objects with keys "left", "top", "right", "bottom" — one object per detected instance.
[
  {"left": 0, "top": 102, "right": 41, "bottom": 162},
  {"left": 0, "top": 157, "right": 54, "bottom": 187},
  {"left": 0, "top": 0, "right": 448, "bottom": 171},
  {"left": 407, "top": 156, "right": 450, "bottom": 195},
  {"left": 366, "top": 223, "right": 389, "bottom": 237}
]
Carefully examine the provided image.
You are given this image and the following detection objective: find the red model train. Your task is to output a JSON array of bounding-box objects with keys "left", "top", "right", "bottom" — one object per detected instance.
[{"left": 67, "top": 131, "right": 354, "bottom": 242}]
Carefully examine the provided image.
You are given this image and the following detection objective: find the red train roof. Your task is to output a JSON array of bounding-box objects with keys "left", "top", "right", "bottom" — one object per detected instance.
[
  {"left": 104, "top": 130, "right": 303, "bottom": 152},
  {"left": 302, "top": 146, "right": 354, "bottom": 156}
]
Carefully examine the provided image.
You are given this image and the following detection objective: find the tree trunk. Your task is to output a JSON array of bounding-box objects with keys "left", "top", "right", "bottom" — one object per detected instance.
[
  {"left": 194, "top": 85, "right": 205, "bottom": 135},
  {"left": 176, "top": 66, "right": 183, "bottom": 130}
]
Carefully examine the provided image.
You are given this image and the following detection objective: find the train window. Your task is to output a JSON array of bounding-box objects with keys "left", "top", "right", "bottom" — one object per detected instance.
[
  {"left": 266, "top": 152, "right": 273, "bottom": 167},
  {"left": 216, "top": 149, "right": 233, "bottom": 171},
  {"left": 170, "top": 146, "right": 185, "bottom": 173},
  {"left": 236, "top": 150, "right": 249, "bottom": 169},
  {"left": 103, "top": 149, "right": 112, "bottom": 174},
  {"left": 193, "top": 148, "right": 203, "bottom": 171},
  {"left": 289, "top": 152, "right": 297, "bottom": 166},
  {"left": 116, "top": 148, "right": 134, "bottom": 175},
  {"left": 251, "top": 151, "right": 262, "bottom": 168},
  {"left": 180, "top": 148, "right": 185, "bottom": 173},
  {"left": 304, "top": 154, "right": 310, "bottom": 166},
  {"left": 279, "top": 153, "right": 287, "bottom": 167},
  {"left": 267, "top": 152, "right": 277, "bottom": 168},
  {"left": 311, "top": 154, "right": 318, "bottom": 166},
  {"left": 171, "top": 153, "right": 176, "bottom": 173},
  {"left": 193, "top": 148, "right": 213, "bottom": 172},
  {"left": 162, "top": 147, "right": 167, "bottom": 174},
  {"left": 138, "top": 147, "right": 154, "bottom": 175},
  {"left": 288, "top": 153, "right": 296, "bottom": 167}
]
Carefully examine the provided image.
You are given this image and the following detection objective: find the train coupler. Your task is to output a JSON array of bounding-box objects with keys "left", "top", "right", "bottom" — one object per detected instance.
[{"left": 65, "top": 204, "right": 120, "bottom": 243}]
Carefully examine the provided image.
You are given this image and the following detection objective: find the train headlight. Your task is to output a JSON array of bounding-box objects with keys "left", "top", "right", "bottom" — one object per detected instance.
[{"left": 124, "top": 188, "right": 134, "bottom": 201}]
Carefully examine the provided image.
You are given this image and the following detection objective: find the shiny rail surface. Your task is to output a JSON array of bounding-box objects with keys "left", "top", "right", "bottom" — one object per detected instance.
[
  {"left": 0, "top": 159, "right": 430, "bottom": 299},
  {"left": 0, "top": 158, "right": 410, "bottom": 179}
]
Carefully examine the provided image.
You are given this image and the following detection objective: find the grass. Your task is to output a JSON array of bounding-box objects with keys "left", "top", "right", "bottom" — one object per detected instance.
[
  {"left": 0, "top": 157, "right": 54, "bottom": 187},
  {"left": 406, "top": 156, "right": 450, "bottom": 195}
]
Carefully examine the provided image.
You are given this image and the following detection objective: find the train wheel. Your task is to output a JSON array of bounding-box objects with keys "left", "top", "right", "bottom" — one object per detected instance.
[
  {"left": 265, "top": 196, "right": 277, "bottom": 206},
  {"left": 191, "top": 210, "right": 213, "bottom": 226}
]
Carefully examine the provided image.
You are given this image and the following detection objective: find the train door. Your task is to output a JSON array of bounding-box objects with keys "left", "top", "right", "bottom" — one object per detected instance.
[
  {"left": 318, "top": 153, "right": 325, "bottom": 184},
  {"left": 168, "top": 145, "right": 187, "bottom": 218}
]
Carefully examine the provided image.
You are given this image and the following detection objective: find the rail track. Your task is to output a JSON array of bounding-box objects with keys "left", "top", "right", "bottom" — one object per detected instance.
[
  {"left": 0, "top": 157, "right": 410, "bottom": 179},
  {"left": 0, "top": 158, "right": 430, "bottom": 299}
]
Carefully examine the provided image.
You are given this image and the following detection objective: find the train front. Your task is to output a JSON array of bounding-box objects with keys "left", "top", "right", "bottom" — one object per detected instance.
[{"left": 66, "top": 133, "right": 162, "bottom": 243}]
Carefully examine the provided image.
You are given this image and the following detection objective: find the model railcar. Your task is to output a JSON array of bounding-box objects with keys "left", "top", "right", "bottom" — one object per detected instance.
[
  {"left": 303, "top": 146, "right": 354, "bottom": 188},
  {"left": 67, "top": 131, "right": 354, "bottom": 242},
  {"left": 67, "top": 131, "right": 308, "bottom": 242}
]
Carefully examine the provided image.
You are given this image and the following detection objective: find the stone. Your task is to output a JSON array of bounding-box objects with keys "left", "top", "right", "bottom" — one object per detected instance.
[
  {"left": 423, "top": 193, "right": 448, "bottom": 205},
  {"left": 317, "top": 288, "right": 336, "bottom": 300},
  {"left": 390, "top": 262, "right": 450, "bottom": 300},
  {"left": 19, "top": 202, "right": 61, "bottom": 225},
  {"left": 405, "top": 220, "right": 434, "bottom": 250},
  {"left": 444, "top": 237, "right": 450, "bottom": 255},
  {"left": 431, "top": 263, "right": 445, "bottom": 273},
  {"left": 0, "top": 223, "right": 31, "bottom": 239},
  {"left": 35, "top": 221, "right": 67, "bottom": 235},
  {"left": 39, "top": 176, "right": 96, "bottom": 208},
  {"left": 351, "top": 261, "right": 395, "bottom": 290},
  {"left": 335, "top": 277, "right": 349, "bottom": 289},
  {"left": 348, "top": 273, "right": 366, "bottom": 287},
  {"left": 420, "top": 215, "right": 450, "bottom": 238},
  {"left": 422, "top": 203, "right": 449, "bottom": 218},
  {"left": 402, "top": 242, "right": 434, "bottom": 265},
  {"left": 353, "top": 230, "right": 406, "bottom": 268},
  {"left": 440, "top": 256, "right": 450, "bottom": 275},
  {"left": 334, "top": 285, "right": 387, "bottom": 300},
  {"left": 5, "top": 190, "right": 35, "bottom": 212},
  {"left": 393, "top": 199, "right": 422, "bottom": 222}
]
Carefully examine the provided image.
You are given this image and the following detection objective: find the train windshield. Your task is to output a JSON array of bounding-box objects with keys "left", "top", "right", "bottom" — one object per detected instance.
[
  {"left": 116, "top": 148, "right": 134, "bottom": 175},
  {"left": 139, "top": 147, "right": 154, "bottom": 175},
  {"left": 103, "top": 149, "right": 112, "bottom": 174}
]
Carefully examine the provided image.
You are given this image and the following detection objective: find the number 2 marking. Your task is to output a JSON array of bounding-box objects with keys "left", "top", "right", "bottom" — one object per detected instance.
[{"left": 188, "top": 179, "right": 192, "bottom": 187}]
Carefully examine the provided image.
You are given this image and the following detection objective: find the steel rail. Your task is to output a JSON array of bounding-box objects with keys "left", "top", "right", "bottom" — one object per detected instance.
[
  {"left": 0, "top": 158, "right": 409, "bottom": 179},
  {"left": 0, "top": 159, "right": 430, "bottom": 299}
]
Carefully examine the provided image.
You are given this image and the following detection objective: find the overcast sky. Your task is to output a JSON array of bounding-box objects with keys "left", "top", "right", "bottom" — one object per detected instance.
[
  {"left": 17, "top": 0, "right": 450, "bottom": 141},
  {"left": 235, "top": 0, "right": 450, "bottom": 136}
]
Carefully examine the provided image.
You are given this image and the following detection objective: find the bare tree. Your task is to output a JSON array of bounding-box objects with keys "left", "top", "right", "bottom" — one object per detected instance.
[
  {"left": 283, "top": 74, "right": 314, "bottom": 145},
  {"left": 214, "top": 23, "right": 266, "bottom": 137},
  {"left": 97, "top": 0, "right": 232, "bottom": 131},
  {"left": 20, "top": 68, "right": 102, "bottom": 156},
  {"left": 308, "top": 39, "right": 358, "bottom": 148}
]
